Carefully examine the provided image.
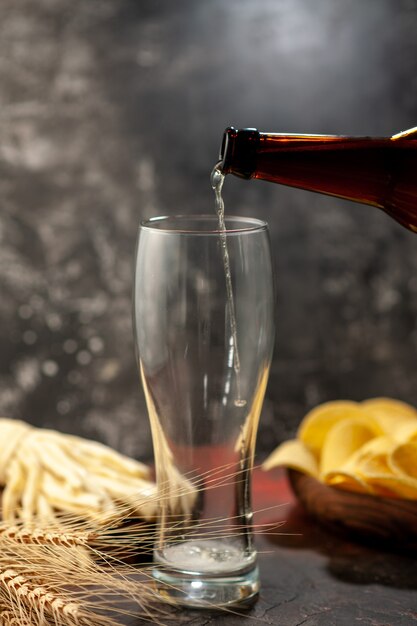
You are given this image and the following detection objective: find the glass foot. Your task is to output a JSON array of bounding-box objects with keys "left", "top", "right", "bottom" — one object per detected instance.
[{"left": 152, "top": 565, "right": 260, "bottom": 608}]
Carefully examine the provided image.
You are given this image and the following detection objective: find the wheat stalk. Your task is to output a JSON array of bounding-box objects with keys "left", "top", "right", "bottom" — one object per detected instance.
[
  {"left": 1, "top": 607, "right": 32, "bottom": 626},
  {"left": 0, "top": 568, "right": 86, "bottom": 625},
  {"left": 0, "top": 550, "right": 160, "bottom": 626},
  {"left": 0, "top": 524, "right": 97, "bottom": 548},
  {"left": 0, "top": 507, "right": 171, "bottom": 626}
]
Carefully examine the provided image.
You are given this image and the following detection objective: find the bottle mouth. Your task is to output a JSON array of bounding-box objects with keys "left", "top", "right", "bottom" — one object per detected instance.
[
  {"left": 218, "top": 127, "right": 259, "bottom": 179},
  {"left": 219, "top": 127, "right": 238, "bottom": 169}
]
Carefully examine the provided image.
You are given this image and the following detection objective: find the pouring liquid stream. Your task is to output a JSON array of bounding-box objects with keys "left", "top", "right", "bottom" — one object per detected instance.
[{"left": 211, "top": 164, "right": 246, "bottom": 408}]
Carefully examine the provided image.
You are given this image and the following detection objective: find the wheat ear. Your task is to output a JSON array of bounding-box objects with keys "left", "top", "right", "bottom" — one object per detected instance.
[
  {"left": 0, "top": 568, "right": 80, "bottom": 624},
  {"left": 0, "top": 607, "right": 32, "bottom": 626},
  {"left": 0, "top": 566, "right": 128, "bottom": 626},
  {"left": 0, "top": 515, "right": 165, "bottom": 626},
  {"left": 0, "top": 523, "right": 97, "bottom": 548}
]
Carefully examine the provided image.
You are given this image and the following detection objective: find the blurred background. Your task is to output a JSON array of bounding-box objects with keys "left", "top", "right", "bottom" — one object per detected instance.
[{"left": 1, "top": 0, "right": 417, "bottom": 462}]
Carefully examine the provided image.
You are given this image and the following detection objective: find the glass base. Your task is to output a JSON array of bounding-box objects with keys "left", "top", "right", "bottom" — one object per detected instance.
[{"left": 152, "top": 565, "right": 260, "bottom": 608}]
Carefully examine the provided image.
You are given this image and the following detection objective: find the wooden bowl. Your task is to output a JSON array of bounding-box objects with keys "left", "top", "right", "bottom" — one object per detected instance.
[{"left": 288, "top": 469, "right": 417, "bottom": 550}]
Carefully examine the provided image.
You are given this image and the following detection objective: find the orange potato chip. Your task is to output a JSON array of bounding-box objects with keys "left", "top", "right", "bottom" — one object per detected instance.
[
  {"left": 319, "top": 416, "right": 382, "bottom": 476},
  {"left": 362, "top": 398, "right": 417, "bottom": 440},
  {"left": 262, "top": 439, "right": 318, "bottom": 477},
  {"left": 356, "top": 452, "right": 391, "bottom": 476},
  {"left": 343, "top": 436, "right": 394, "bottom": 468},
  {"left": 324, "top": 471, "right": 373, "bottom": 495},
  {"left": 265, "top": 397, "right": 417, "bottom": 501},
  {"left": 324, "top": 472, "right": 375, "bottom": 494},
  {"left": 298, "top": 401, "right": 367, "bottom": 456},
  {"left": 323, "top": 436, "right": 391, "bottom": 477},
  {"left": 364, "top": 475, "right": 417, "bottom": 500},
  {"left": 353, "top": 444, "right": 417, "bottom": 499},
  {"left": 389, "top": 441, "right": 417, "bottom": 480},
  {"left": 362, "top": 397, "right": 417, "bottom": 418},
  {"left": 394, "top": 421, "right": 417, "bottom": 443}
]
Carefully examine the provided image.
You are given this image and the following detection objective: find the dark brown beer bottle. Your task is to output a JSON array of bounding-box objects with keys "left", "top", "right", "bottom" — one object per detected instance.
[{"left": 218, "top": 127, "right": 417, "bottom": 232}]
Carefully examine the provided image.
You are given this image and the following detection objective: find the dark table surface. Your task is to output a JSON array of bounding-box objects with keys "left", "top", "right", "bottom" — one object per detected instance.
[
  {"left": 125, "top": 469, "right": 417, "bottom": 626},
  {"left": 250, "top": 471, "right": 417, "bottom": 626}
]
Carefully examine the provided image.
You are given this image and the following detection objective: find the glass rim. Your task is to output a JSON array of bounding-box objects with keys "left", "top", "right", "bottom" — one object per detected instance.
[{"left": 140, "top": 214, "right": 268, "bottom": 235}]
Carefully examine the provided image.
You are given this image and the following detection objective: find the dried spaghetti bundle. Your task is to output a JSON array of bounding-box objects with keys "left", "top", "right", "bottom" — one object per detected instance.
[{"left": 0, "top": 418, "right": 158, "bottom": 523}]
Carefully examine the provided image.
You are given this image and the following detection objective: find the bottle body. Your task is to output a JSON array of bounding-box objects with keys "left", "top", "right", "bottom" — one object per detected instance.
[{"left": 219, "top": 127, "right": 417, "bottom": 232}]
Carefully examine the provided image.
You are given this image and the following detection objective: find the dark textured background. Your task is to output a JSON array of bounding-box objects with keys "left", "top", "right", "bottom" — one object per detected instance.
[{"left": 1, "top": 0, "right": 417, "bottom": 462}]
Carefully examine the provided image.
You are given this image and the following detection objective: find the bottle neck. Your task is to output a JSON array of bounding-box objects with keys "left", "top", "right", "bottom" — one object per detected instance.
[
  {"left": 220, "top": 128, "right": 417, "bottom": 179},
  {"left": 218, "top": 127, "right": 417, "bottom": 233},
  {"left": 219, "top": 127, "right": 260, "bottom": 178},
  {"left": 219, "top": 127, "right": 374, "bottom": 178}
]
